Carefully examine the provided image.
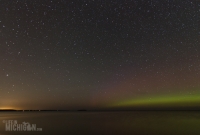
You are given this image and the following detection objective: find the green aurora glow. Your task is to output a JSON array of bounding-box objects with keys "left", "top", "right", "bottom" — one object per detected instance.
[{"left": 110, "top": 92, "right": 200, "bottom": 109}]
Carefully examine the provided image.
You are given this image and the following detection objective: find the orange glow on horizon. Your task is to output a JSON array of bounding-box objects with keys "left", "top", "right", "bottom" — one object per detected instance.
[{"left": 0, "top": 107, "right": 19, "bottom": 110}]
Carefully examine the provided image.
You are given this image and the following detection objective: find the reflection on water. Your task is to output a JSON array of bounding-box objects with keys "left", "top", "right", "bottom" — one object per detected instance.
[{"left": 0, "top": 111, "right": 200, "bottom": 135}]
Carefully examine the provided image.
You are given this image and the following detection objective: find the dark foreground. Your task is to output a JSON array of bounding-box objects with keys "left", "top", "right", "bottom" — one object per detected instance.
[{"left": 0, "top": 111, "right": 200, "bottom": 135}]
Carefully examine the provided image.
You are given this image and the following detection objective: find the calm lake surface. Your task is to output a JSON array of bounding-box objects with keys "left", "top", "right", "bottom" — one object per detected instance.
[{"left": 0, "top": 111, "right": 200, "bottom": 135}]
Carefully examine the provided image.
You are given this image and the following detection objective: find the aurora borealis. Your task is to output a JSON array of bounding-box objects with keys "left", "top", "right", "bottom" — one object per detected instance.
[
  {"left": 110, "top": 93, "right": 200, "bottom": 109},
  {"left": 0, "top": 0, "right": 200, "bottom": 110}
]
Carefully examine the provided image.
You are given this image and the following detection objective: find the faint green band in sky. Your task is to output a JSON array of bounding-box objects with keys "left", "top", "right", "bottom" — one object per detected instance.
[{"left": 109, "top": 92, "right": 200, "bottom": 108}]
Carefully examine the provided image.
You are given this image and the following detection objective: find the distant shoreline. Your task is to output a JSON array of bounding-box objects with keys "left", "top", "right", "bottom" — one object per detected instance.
[{"left": 0, "top": 109, "right": 200, "bottom": 112}]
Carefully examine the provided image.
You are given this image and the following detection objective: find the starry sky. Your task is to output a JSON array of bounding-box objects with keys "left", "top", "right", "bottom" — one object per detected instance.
[{"left": 0, "top": 0, "right": 200, "bottom": 110}]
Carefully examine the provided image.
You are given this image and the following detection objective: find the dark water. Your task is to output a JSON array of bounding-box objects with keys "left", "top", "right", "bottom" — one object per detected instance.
[{"left": 0, "top": 111, "right": 200, "bottom": 135}]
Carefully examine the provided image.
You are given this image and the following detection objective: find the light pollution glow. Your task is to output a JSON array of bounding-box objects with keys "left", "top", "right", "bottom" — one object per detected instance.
[{"left": 0, "top": 107, "right": 16, "bottom": 110}]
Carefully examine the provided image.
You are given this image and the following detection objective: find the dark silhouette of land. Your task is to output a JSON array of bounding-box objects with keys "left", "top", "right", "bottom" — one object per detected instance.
[
  {"left": 0, "top": 109, "right": 70, "bottom": 112},
  {"left": 0, "top": 109, "right": 200, "bottom": 112}
]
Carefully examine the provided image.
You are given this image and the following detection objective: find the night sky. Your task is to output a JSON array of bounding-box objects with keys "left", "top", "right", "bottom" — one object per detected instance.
[{"left": 0, "top": 0, "right": 200, "bottom": 110}]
